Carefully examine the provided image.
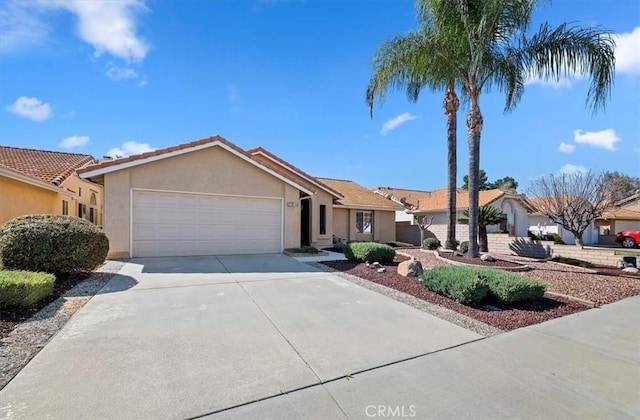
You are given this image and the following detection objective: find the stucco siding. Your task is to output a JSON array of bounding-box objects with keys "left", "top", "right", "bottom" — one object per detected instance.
[
  {"left": 332, "top": 208, "right": 349, "bottom": 241},
  {"left": 61, "top": 175, "right": 103, "bottom": 225},
  {"left": 312, "top": 191, "right": 334, "bottom": 247},
  {"left": 0, "top": 176, "right": 58, "bottom": 224},
  {"left": 101, "top": 146, "right": 297, "bottom": 257},
  {"left": 374, "top": 210, "right": 396, "bottom": 243}
]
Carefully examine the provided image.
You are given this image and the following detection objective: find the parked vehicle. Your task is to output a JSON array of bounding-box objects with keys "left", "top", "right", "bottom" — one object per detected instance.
[{"left": 615, "top": 231, "right": 640, "bottom": 248}]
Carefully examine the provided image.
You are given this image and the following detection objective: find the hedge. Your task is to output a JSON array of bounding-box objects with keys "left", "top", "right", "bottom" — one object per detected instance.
[
  {"left": 344, "top": 242, "right": 395, "bottom": 263},
  {"left": 421, "top": 267, "right": 489, "bottom": 304},
  {"left": 0, "top": 215, "right": 109, "bottom": 275},
  {"left": 0, "top": 270, "right": 55, "bottom": 308},
  {"left": 421, "top": 266, "right": 545, "bottom": 305},
  {"left": 423, "top": 238, "right": 441, "bottom": 250}
]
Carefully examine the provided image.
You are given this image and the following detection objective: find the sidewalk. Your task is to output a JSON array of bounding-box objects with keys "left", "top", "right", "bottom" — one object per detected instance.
[{"left": 213, "top": 295, "right": 640, "bottom": 419}]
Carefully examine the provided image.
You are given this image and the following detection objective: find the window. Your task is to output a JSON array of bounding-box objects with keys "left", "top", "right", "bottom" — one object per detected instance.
[
  {"left": 78, "top": 203, "right": 87, "bottom": 219},
  {"left": 62, "top": 200, "right": 69, "bottom": 215},
  {"left": 78, "top": 187, "right": 82, "bottom": 197},
  {"left": 319, "top": 205, "right": 326, "bottom": 235},
  {"left": 90, "top": 193, "right": 97, "bottom": 205},
  {"left": 356, "top": 211, "right": 373, "bottom": 234},
  {"left": 89, "top": 207, "right": 96, "bottom": 224}
]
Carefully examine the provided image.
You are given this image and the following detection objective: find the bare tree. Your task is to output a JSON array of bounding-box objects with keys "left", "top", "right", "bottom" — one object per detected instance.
[
  {"left": 527, "top": 170, "right": 623, "bottom": 247},
  {"left": 416, "top": 216, "right": 434, "bottom": 248}
]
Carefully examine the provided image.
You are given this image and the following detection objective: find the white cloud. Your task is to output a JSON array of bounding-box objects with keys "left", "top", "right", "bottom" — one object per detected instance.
[
  {"left": 59, "top": 135, "right": 89, "bottom": 149},
  {"left": 613, "top": 27, "right": 640, "bottom": 75},
  {"left": 105, "top": 63, "right": 138, "bottom": 80},
  {"left": 558, "top": 142, "right": 575, "bottom": 153},
  {"left": 106, "top": 141, "right": 154, "bottom": 158},
  {"left": 5, "top": 96, "right": 52, "bottom": 121},
  {"left": 381, "top": 112, "right": 418, "bottom": 135},
  {"left": 558, "top": 164, "right": 588, "bottom": 175},
  {"left": 0, "top": 0, "right": 51, "bottom": 52},
  {"left": 524, "top": 74, "right": 573, "bottom": 90},
  {"left": 573, "top": 128, "right": 620, "bottom": 151}
]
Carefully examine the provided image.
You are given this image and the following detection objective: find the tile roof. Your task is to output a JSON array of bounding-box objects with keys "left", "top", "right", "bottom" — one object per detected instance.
[
  {"left": 375, "top": 187, "right": 506, "bottom": 212},
  {"left": 0, "top": 146, "right": 95, "bottom": 186},
  {"left": 317, "top": 178, "right": 402, "bottom": 209},
  {"left": 247, "top": 148, "right": 343, "bottom": 198},
  {"left": 600, "top": 207, "right": 640, "bottom": 220}
]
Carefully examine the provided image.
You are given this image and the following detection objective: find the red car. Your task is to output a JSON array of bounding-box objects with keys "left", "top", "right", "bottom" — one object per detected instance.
[{"left": 615, "top": 230, "right": 640, "bottom": 248}]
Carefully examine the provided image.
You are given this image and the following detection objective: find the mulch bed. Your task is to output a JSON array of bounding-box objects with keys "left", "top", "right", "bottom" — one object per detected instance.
[
  {"left": 437, "top": 251, "right": 524, "bottom": 268},
  {"left": 321, "top": 259, "right": 587, "bottom": 331},
  {"left": 0, "top": 273, "right": 90, "bottom": 339}
]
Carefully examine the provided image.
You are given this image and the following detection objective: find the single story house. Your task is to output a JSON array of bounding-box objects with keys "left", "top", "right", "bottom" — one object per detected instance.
[
  {"left": 0, "top": 146, "right": 103, "bottom": 226},
  {"left": 374, "top": 187, "right": 532, "bottom": 245},
  {"left": 78, "top": 136, "right": 400, "bottom": 258}
]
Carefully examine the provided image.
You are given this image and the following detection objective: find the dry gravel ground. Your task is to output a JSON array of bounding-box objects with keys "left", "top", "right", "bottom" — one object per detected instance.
[{"left": 0, "top": 260, "right": 125, "bottom": 390}]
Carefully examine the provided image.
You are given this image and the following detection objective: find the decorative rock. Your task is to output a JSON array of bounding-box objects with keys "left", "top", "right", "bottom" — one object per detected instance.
[
  {"left": 622, "top": 267, "right": 639, "bottom": 273},
  {"left": 372, "top": 262, "right": 381, "bottom": 268},
  {"left": 480, "top": 254, "right": 495, "bottom": 262},
  {"left": 397, "top": 260, "right": 424, "bottom": 277},
  {"left": 377, "top": 267, "right": 386, "bottom": 273},
  {"left": 616, "top": 259, "right": 625, "bottom": 269}
]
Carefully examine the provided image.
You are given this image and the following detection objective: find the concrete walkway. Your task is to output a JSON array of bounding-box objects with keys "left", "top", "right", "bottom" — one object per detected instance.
[
  {"left": 0, "top": 254, "right": 479, "bottom": 419},
  {"left": 212, "top": 295, "right": 640, "bottom": 419}
]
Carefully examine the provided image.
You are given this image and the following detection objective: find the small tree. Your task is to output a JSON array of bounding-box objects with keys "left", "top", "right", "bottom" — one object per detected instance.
[
  {"left": 491, "top": 176, "right": 519, "bottom": 191},
  {"left": 458, "top": 206, "right": 506, "bottom": 253},
  {"left": 416, "top": 216, "right": 434, "bottom": 248},
  {"left": 527, "top": 170, "right": 623, "bottom": 247}
]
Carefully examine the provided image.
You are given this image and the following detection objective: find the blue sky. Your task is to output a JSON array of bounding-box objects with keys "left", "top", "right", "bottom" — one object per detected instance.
[{"left": 1, "top": 0, "right": 638, "bottom": 192}]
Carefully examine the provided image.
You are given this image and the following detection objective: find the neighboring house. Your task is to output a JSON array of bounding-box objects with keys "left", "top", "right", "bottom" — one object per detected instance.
[
  {"left": 78, "top": 136, "right": 400, "bottom": 258},
  {"left": 0, "top": 146, "right": 103, "bottom": 226},
  {"left": 594, "top": 194, "right": 640, "bottom": 245},
  {"left": 374, "top": 187, "right": 532, "bottom": 245}
]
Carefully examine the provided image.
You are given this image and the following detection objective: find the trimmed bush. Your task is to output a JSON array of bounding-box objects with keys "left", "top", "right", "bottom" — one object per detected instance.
[
  {"left": 386, "top": 241, "right": 414, "bottom": 248},
  {"left": 421, "top": 266, "right": 489, "bottom": 304},
  {"left": 344, "top": 242, "right": 395, "bottom": 263},
  {"left": 484, "top": 273, "right": 546, "bottom": 304},
  {"left": 423, "top": 238, "right": 441, "bottom": 250},
  {"left": 0, "top": 215, "right": 109, "bottom": 275},
  {"left": 0, "top": 270, "right": 55, "bottom": 308},
  {"left": 488, "top": 229, "right": 508, "bottom": 234},
  {"left": 287, "top": 246, "right": 320, "bottom": 254},
  {"left": 544, "top": 233, "right": 565, "bottom": 245},
  {"left": 420, "top": 266, "right": 546, "bottom": 305},
  {"left": 459, "top": 241, "right": 470, "bottom": 253}
]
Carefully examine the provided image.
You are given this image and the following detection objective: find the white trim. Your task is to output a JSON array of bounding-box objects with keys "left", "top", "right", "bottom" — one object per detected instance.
[
  {"left": 333, "top": 204, "right": 400, "bottom": 212},
  {"left": 252, "top": 151, "right": 342, "bottom": 199},
  {"left": 0, "top": 166, "right": 73, "bottom": 195},
  {"left": 79, "top": 140, "right": 314, "bottom": 195},
  {"left": 130, "top": 188, "right": 285, "bottom": 257}
]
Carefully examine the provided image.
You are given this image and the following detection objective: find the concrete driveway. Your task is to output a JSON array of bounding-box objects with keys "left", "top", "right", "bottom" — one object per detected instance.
[{"left": 0, "top": 254, "right": 481, "bottom": 419}]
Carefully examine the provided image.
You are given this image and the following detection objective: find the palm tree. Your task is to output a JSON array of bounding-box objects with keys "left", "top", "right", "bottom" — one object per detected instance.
[
  {"left": 366, "top": 14, "right": 461, "bottom": 251},
  {"left": 417, "top": 0, "right": 615, "bottom": 257},
  {"left": 458, "top": 205, "right": 506, "bottom": 252}
]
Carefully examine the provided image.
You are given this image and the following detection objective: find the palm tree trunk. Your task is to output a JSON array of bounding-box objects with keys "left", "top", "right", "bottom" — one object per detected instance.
[
  {"left": 478, "top": 226, "right": 488, "bottom": 252},
  {"left": 466, "top": 92, "right": 483, "bottom": 258},
  {"left": 444, "top": 83, "right": 459, "bottom": 250}
]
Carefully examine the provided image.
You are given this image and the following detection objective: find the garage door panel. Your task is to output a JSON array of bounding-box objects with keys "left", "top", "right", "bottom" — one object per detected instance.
[{"left": 132, "top": 190, "right": 282, "bottom": 257}]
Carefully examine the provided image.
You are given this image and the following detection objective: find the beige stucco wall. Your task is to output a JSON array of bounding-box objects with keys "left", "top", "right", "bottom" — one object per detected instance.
[
  {"left": 102, "top": 146, "right": 300, "bottom": 258},
  {"left": 0, "top": 176, "right": 58, "bottom": 224},
  {"left": 311, "top": 190, "right": 334, "bottom": 247},
  {"left": 61, "top": 175, "right": 103, "bottom": 225},
  {"left": 332, "top": 208, "right": 350, "bottom": 241},
  {"left": 373, "top": 210, "right": 396, "bottom": 243}
]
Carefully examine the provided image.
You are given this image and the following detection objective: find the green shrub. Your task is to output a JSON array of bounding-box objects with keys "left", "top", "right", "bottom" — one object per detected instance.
[
  {"left": 0, "top": 215, "right": 109, "bottom": 275},
  {"left": 459, "top": 241, "right": 469, "bottom": 253},
  {"left": 344, "top": 242, "right": 395, "bottom": 263},
  {"left": 0, "top": 270, "right": 55, "bottom": 308},
  {"left": 421, "top": 267, "right": 489, "bottom": 304},
  {"left": 488, "top": 229, "right": 508, "bottom": 234},
  {"left": 544, "top": 233, "right": 565, "bottom": 245},
  {"left": 484, "top": 273, "right": 546, "bottom": 304},
  {"left": 385, "top": 241, "right": 414, "bottom": 248},
  {"left": 287, "top": 246, "right": 320, "bottom": 254},
  {"left": 549, "top": 256, "right": 595, "bottom": 268},
  {"left": 420, "top": 266, "right": 545, "bottom": 305},
  {"left": 423, "top": 238, "right": 441, "bottom": 250}
]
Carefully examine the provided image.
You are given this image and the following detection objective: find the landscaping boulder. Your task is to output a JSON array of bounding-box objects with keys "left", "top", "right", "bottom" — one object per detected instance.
[
  {"left": 480, "top": 254, "right": 495, "bottom": 262},
  {"left": 377, "top": 267, "right": 386, "bottom": 273},
  {"left": 397, "top": 260, "right": 423, "bottom": 277},
  {"left": 622, "top": 267, "right": 639, "bottom": 273}
]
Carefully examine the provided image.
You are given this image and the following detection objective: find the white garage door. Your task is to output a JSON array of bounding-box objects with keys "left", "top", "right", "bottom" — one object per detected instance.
[{"left": 132, "top": 190, "right": 282, "bottom": 257}]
